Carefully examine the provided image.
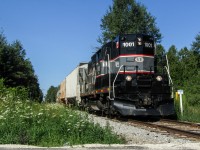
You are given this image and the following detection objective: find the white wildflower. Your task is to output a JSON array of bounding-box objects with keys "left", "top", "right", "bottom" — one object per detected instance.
[
  {"left": 38, "top": 112, "right": 43, "bottom": 116},
  {"left": 0, "top": 115, "right": 4, "bottom": 120}
]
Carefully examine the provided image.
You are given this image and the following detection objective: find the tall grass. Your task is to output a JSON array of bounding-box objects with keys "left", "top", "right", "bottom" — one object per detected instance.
[
  {"left": 180, "top": 105, "right": 200, "bottom": 122},
  {"left": 174, "top": 94, "right": 200, "bottom": 123},
  {"left": 0, "top": 80, "right": 125, "bottom": 147}
]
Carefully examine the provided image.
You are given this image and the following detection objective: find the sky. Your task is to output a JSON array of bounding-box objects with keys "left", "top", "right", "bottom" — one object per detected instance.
[{"left": 0, "top": 0, "right": 200, "bottom": 95}]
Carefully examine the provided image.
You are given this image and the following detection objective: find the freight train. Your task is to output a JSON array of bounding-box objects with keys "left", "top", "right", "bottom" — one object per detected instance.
[{"left": 57, "top": 34, "right": 175, "bottom": 117}]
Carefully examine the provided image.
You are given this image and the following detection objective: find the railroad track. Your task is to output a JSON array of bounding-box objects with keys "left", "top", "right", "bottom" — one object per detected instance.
[
  {"left": 128, "top": 118, "right": 200, "bottom": 141},
  {"left": 92, "top": 111, "right": 200, "bottom": 141}
]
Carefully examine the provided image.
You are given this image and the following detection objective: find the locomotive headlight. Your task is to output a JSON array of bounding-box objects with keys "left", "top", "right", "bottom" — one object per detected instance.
[
  {"left": 137, "top": 37, "right": 142, "bottom": 42},
  {"left": 156, "top": 76, "right": 162, "bottom": 81},
  {"left": 126, "top": 75, "right": 132, "bottom": 81},
  {"left": 137, "top": 37, "right": 142, "bottom": 45},
  {"left": 138, "top": 42, "right": 142, "bottom": 45}
]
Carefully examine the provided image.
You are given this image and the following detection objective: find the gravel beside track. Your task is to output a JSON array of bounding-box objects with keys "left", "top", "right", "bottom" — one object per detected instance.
[{"left": 88, "top": 114, "right": 197, "bottom": 144}]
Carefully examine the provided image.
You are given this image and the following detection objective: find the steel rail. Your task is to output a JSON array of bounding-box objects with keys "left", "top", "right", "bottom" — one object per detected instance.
[
  {"left": 160, "top": 119, "right": 200, "bottom": 128},
  {"left": 129, "top": 119, "right": 200, "bottom": 141}
]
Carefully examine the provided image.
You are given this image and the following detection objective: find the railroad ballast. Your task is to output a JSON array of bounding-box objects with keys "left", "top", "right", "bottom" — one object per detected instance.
[{"left": 57, "top": 33, "right": 175, "bottom": 117}]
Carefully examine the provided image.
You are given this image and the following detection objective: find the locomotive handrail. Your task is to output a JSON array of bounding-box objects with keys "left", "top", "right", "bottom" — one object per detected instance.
[
  {"left": 164, "top": 66, "right": 173, "bottom": 85},
  {"left": 165, "top": 66, "right": 174, "bottom": 98},
  {"left": 107, "top": 54, "right": 111, "bottom": 100},
  {"left": 165, "top": 55, "right": 172, "bottom": 85},
  {"left": 112, "top": 65, "right": 124, "bottom": 99},
  {"left": 165, "top": 55, "right": 174, "bottom": 98}
]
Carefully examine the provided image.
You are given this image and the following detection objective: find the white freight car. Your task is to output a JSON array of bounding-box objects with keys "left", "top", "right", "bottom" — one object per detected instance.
[
  {"left": 65, "top": 63, "right": 88, "bottom": 105},
  {"left": 56, "top": 79, "right": 66, "bottom": 103}
]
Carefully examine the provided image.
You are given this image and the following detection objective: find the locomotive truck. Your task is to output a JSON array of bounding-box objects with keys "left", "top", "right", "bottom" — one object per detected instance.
[{"left": 57, "top": 34, "right": 175, "bottom": 117}]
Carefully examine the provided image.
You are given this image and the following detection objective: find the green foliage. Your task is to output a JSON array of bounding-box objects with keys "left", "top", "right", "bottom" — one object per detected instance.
[
  {"left": 178, "top": 47, "right": 195, "bottom": 81},
  {"left": 166, "top": 35, "right": 200, "bottom": 104},
  {"left": 45, "top": 86, "right": 59, "bottom": 103},
  {"left": 0, "top": 33, "right": 42, "bottom": 102},
  {"left": 156, "top": 44, "right": 165, "bottom": 55},
  {"left": 0, "top": 79, "right": 6, "bottom": 96},
  {"left": 175, "top": 94, "right": 200, "bottom": 123},
  {"left": 191, "top": 33, "right": 200, "bottom": 69},
  {"left": 166, "top": 33, "right": 200, "bottom": 122},
  {"left": 191, "top": 32, "right": 200, "bottom": 53},
  {"left": 166, "top": 45, "right": 183, "bottom": 87},
  {"left": 0, "top": 79, "right": 29, "bottom": 102},
  {"left": 180, "top": 105, "right": 200, "bottom": 123},
  {"left": 0, "top": 83, "right": 125, "bottom": 146},
  {"left": 184, "top": 75, "right": 200, "bottom": 106},
  {"left": 155, "top": 44, "right": 166, "bottom": 73},
  {"left": 98, "top": 0, "right": 162, "bottom": 44}
]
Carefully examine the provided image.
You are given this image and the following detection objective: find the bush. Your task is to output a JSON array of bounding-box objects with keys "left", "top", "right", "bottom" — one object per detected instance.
[
  {"left": 0, "top": 102, "right": 125, "bottom": 146},
  {"left": 0, "top": 81, "right": 125, "bottom": 146},
  {"left": 184, "top": 75, "right": 200, "bottom": 106},
  {"left": 174, "top": 79, "right": 200, "bottom": 122}
]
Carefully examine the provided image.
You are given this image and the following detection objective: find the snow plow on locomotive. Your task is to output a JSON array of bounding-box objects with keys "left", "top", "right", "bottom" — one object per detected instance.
[{"left": 57, "top": 34, "right": 175, "bottom": 117}]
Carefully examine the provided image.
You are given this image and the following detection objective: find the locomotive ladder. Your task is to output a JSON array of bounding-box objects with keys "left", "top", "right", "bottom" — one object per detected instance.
[{"left": 112, "top": 65, "right": 124, "bottom": 99}]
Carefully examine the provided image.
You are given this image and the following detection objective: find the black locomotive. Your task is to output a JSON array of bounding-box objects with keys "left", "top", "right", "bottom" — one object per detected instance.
[
  {"left": 58, "top": 33, "right": 175, "bottom": 117},
  {"left": 77, "top": 33, "right": 175, "bottom": 116}
]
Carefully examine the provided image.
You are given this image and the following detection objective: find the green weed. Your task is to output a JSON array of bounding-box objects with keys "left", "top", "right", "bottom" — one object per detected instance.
[
  {"left": 174, "top": 93, "right": 200, "bottom": 123},
  {"left": 0, "top": 80, "right": 125, "bottom": 147}
]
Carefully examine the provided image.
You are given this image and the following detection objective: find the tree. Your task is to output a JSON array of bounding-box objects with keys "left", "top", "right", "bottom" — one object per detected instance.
[
  {"left": 184, "top": 33, "right": 200, "bottom": 106},
  {"left": 45, "top": 86, "right": 59, "bottom": 103},
  {"left": 165, "top": 33, "right": 200, "bottom": 107},
  {"left": 191, "top": 32, "right": 200, "bottom": 69},
  {"left": 184, "top": 74, "right": 200, "bottom": 106},
  {"left": 155, "top": 44, "right": 166, "bottom": 73},
  {"left": 166, "top": 45, "right": 182, "bottom": 87},
  {"left": 0, "top": 33, "right": 43, "bottom": 102},
  {"left": 191, "top": 32, "right": 200, "bottom": 53},
  {"left": 98, "top": 0, "right": 162, "bottom": 44},
  {"left": 178, "top": 47, "right": 197, "bottom": 81},
  {"left": 156, "top": 44, "right": 165, "bottom": 55}
]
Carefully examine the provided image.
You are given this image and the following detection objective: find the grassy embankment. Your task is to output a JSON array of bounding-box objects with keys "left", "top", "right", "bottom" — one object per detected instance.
[{"left": 0, "top": 81, "right": 125, "bottom": 147}]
